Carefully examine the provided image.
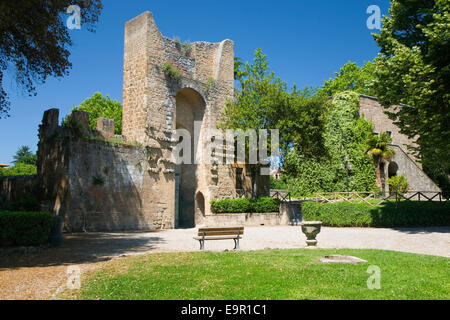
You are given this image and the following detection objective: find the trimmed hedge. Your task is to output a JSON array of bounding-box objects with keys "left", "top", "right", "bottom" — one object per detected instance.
[
  {"left": 302, "top": 201, "right": 450, "bottom": 228},
  {"left": 211, "top": 197, "right": 281, "bottom": 214},
  {"left": 0, "top": 211, "right": 53, "bottom": 246}
]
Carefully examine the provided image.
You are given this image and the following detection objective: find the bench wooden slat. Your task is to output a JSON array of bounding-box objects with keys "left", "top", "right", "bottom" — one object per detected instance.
[
  {"left": 193, "top": 235, "right": 242, "bottom": 240},
  {"left": 197, "top": 231, "right": 244, "bottom": 237},
  {"left": 198, "top": 227, "right": 244, "bottom": 232}
]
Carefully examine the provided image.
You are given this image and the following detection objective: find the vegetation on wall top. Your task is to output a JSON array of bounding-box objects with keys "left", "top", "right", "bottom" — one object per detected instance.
[
  {"left": 63, "top": 92, "right": 123, "bottom": 135},
  {"left": 162, "top": 59, "right": 183, "bottom": 80}
]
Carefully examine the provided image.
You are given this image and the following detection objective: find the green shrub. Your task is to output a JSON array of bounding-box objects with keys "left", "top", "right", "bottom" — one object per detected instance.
[
  {"left": 270, "top": 176, "right": 288, "bottom": 190},
  {"left": 162, "top": 60, "right": 183, "bottom": 80},
  {"left": 388, "top": 175, "right": 409, "bottom": 198},
  {"left": 10, "top": 196, "right": 40, "bottom": 212},
  {"left": 302, "top": 201, "right": 450, "bottom": 228},
  {"left": 182, "top": 41, "right": 192, "bottom": 54},
  {"left": 0, "top": 211, "right": 53, "bottom": 246},
  {"left": 252, "top": 197, "right": 281, "bottom": 213},
  {"left": 211, "top": 197, "right": 281, "bottom": 214},
  {"left": 0, "top": 163, "right": 37, "bottom": 177}
]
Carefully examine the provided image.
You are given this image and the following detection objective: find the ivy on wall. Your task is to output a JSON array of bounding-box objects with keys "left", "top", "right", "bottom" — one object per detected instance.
[{"left": 283, "top": 91, "right": 378, "bottom": 197}]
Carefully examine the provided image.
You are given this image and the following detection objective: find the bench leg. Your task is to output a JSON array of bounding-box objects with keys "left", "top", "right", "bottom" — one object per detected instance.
[
  {"left": 234, "top": 238, "right": 240, "bottom": 250},
  {"left": 199, "top": 240, "right": 205, "bottom": 251}
]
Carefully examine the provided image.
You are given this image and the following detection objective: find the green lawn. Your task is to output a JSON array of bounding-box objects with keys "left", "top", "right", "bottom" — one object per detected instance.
[{"left": 73, "top": 249, "right": 449, "bottom": 300}]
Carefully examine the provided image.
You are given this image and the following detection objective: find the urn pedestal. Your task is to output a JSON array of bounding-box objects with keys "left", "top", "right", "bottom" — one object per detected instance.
[{"left": 301, "top": 221, "right": 322, "bottom": 247}]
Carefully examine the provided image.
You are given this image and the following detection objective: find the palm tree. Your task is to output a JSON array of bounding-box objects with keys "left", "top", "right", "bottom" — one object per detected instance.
[
  {"left": 365, "top": 133, "right": 395, "bottom": 189},
  {"left": 12, "top": 146, "right": 34, "bottom": 164}
]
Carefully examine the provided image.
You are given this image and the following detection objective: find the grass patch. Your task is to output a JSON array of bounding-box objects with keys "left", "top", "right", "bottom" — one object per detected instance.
[{"left": 72, "top": 249, "right": 449, "bottom": 300}]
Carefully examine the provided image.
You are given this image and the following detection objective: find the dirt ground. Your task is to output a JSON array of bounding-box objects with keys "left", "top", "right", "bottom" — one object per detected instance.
[{"left": 1, "top": 226, "right": 449, "bottom": 300}]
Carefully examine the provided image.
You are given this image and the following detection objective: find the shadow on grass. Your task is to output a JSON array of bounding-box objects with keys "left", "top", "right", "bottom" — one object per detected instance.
[{"left": 0, "top": 231, "right": 166, "bottom": 270}]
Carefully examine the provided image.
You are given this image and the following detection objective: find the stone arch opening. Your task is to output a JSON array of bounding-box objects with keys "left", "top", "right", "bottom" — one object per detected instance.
[
  {"left": 388, "top": 161, "right": 399, "bottom": 178},
  {"left": 175, "top": 88, "right": 206, "bottom": 228},
  {"left": 195, "top": 191, "right": 205, "bottom": 224}
]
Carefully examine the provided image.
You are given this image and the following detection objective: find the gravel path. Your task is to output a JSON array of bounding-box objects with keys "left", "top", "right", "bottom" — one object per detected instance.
[
  {"left": 1, "top": 226, "right": 448, "bottom": 300},
  {"left": 146, "top": 226, "right": 450, "bottom": 257}
]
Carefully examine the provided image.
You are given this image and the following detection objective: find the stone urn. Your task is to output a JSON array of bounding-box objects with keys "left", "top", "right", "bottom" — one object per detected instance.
[{"left": 301, "top": 221, "right": 322, "bottom": 247}]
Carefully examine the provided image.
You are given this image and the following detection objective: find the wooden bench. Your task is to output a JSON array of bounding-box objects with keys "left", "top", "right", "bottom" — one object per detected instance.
[{"left": 194, "top": 227, "right": 244, "bottom": 251}]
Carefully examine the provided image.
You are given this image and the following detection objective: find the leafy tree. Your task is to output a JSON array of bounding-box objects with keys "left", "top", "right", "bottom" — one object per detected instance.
[
  {"left": 220, "top": 49, "right": 327, "bottom": 197},
  {"left": 220, "top": 49, "right": 285, "bottom": 197},
  {"left": 64, "top": 92, "right": 123, "bottom": 134},
  {"left": 12, "top": 146, "right": 36, "bottom": 165},
  {"left": 284, "top": 92, "right": 377, "bottom": 197},
  {"left": 372, "top": 0, "right": 450, "bottom": 192},
  {"left": 318, "top": 61, "right": 377, "bottom": 97},
  {"left": 365, "top": 132, "right": 395, "bottom": 189},
  {"left": 0, "top": 0, "right": 103, "bottom": 118}
]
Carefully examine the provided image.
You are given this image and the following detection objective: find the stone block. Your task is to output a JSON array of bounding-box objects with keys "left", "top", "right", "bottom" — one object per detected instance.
[{"left": 97, "top": 118, "right": 115, "bottom": 138}]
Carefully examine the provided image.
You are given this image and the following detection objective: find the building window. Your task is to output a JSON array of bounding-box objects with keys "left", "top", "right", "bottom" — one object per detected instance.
[
  {"left": 387, "top": 131, "right": 392, "bottom": 138},
  {"left": 235, "top": 168, "right": 243, "bottom": 190}
]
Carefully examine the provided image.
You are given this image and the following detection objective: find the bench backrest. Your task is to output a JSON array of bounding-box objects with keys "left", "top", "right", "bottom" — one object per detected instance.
[{"left": 197, "top": 227, "right": 244, "bottom": 237}]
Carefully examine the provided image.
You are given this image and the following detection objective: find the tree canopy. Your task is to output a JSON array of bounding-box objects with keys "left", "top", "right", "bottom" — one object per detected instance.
[
  {"left": 64, "top": 92, "right": 123, "bottom": 134},
  {"left": 221, "top": 49, "right": 328, "bottom": 158},
  {"left": 12, "top": 145, "right": 36, "bottom": 165},
  {"left": 372, "top": 0, "right": 450, "bottom": 191},
  {"left": 0, "top": 0, "right": 103, "bottom": 118},
  {"left": 0, "top": 145, "right": 37, "bottom": 177},
  {"left": 318, "top": 61, "right": 377, "bottom": 98}
]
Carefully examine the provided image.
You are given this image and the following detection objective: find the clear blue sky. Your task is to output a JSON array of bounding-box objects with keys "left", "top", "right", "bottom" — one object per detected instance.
[{"left": 0, "top": 0, "right": 390, "bottom": 165}]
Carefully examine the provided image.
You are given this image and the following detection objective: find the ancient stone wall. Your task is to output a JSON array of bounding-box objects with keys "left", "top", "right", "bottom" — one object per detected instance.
[
  {"left": 38, "top": 109, "right": 174, "bottom": 232},
  {"left": 0, "top": 176, "right": 38, "bottom": 205},
  {"left": 359, "top": 95, "right": 440, "bottom": 192},
  {"left": 359, "top": 95, "right": 420, "bottom": 164},
  {"left": 387, "top": 145, "right": 440, "bottom": 192}
]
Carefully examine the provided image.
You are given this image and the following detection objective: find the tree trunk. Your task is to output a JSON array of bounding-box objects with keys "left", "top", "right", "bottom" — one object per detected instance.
[{"left": 375, "top": 161, "right": 382, "bottom": 189}]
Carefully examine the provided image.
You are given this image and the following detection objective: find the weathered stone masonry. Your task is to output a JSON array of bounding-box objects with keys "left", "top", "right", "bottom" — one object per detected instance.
[
  {"left": 31, "top": 12, "right": 268, "bottom": 232},
  {"left": 359, "top": 95, "right": 440, "bottom": 192}
]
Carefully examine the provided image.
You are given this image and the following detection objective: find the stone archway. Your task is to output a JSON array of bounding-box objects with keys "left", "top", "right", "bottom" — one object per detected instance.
[
  {"left": 388, "top": 161, "right": 399, "bottom": 178},
  {"left": 195, "top": 192, "right": 205, "bottom": 225},
  {"left": 175, "top": 88, "right": 206, "bottom": 228}
]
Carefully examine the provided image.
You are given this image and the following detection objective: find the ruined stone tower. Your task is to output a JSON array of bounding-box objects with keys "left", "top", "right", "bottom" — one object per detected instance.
[{"left": 122, "top": 12, "right": 237, "bottom": 227}]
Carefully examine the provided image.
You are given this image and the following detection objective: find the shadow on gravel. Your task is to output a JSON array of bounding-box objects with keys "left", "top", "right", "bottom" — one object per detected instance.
[
  {"left": 0, "top": 232, "right": 165, "bottom": 270},
  {"left": 390, "top": 227, "right": 450, "bottom": 235}
]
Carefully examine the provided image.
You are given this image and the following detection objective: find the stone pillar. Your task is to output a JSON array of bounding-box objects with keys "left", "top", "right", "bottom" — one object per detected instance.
[
  {"left": 97, "top": 118, "right": 115, "bottom": 139},
  {"left": 70, "top": 111, "right": 90, "bottom": 135},
  {"left": 40, "top": 109, "right": 59, "bottom": 138}
]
